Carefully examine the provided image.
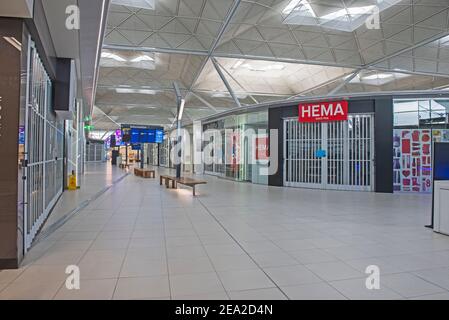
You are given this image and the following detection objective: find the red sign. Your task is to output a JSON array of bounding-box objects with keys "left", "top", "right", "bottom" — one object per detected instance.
[
  {"left": 299, "top": 100, "right": 348, "bottom": 123},
  {"left": 256, "top": 137, "right": 269, "bottom": 161}
]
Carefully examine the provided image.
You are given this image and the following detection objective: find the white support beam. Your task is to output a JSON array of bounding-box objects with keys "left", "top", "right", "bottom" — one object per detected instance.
[{"left": 211, "top": 57, "right": 242, "bottom": 109}]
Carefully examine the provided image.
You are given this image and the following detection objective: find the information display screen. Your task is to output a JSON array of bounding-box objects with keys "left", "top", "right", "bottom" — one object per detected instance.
[{"left": 129, "top": 128, "right": 164, "bottom": 144}]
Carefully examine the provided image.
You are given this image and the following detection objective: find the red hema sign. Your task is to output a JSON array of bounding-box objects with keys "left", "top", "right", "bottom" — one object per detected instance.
[{"left": 299, "top": 100, "right": 348, "bottom": 123}]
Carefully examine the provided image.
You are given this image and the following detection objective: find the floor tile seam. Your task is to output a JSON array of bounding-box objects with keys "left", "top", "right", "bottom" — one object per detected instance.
[
  {"left": 196, "top": 198, "right": 291, "bottom": 300},
  {"left": 159, "top": 191, "right": 173, "bottom": 300},
  {"left": 111, "top": 199, "right": 141, "bottom": 300},
  {"left": 184, "top": 208, "right": 234, "bottom": 300}
]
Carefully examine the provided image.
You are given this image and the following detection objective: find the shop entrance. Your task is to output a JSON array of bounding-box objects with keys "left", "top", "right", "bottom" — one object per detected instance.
[
  {"left": 23, "top": 40, "right": 64, "bottom": 250},
  {"left": 283, "top": 114, "right": 375, "bottom": 191}
]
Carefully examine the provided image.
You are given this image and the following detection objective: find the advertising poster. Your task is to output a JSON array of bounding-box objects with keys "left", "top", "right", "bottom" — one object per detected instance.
[
  {"left": 393, "top": 129, "right": 432, "bottom": 193},
  {"left": 255, "top": 136, "right": 269, "bottom": 161}
]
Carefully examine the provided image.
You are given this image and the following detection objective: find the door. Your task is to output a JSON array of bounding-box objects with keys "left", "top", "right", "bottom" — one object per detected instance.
[{"left": 284, "top": 114, "right": 375, "bottom": 191}]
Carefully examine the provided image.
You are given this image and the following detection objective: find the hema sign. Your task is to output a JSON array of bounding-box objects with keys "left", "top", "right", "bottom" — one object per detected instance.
[{"left": 299, "top": 100, "right": 348, "bottom": 123}]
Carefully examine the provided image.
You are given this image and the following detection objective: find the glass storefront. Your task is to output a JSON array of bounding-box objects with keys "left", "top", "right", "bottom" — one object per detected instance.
[
  {"left": 393, "top": 98, "right": 449, "bottom": 193},
  {"left": 202, "top": 111, "right": 269, "bottom": 185}
]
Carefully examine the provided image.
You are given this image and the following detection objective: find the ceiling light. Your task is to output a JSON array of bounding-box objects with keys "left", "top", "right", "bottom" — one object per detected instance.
[
  {"left": 115, "top": 88, "right": 158, "bottom": 95},
  {"left": 439, "top": 35, "right": 449, "bottom": 46},
  {"left": 101, "top": 52, "right": 126, "bottom": 62},
  {"left": 231, "top": 59, "right": 244, "bottom": 70},
  {"left": 178, "top": 99, "right": 186, "bottom": 121},
  {"left": 131, "top": 54, "right": 154, "bottom": 62},
  {"left": 3, "top": 37, "right": 21, "bottom": 51},
  {"left": 210, "top": 91, "right": 248, "bottom": 99},
  {"left": 241, "top": 63, "right": 285, "bottom": 72},
  {"left": 361, "top": 73, "right": 394, "bottom": 80}
]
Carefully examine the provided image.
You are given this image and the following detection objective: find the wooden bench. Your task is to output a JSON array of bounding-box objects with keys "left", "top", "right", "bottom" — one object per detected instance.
[
  {"left": 134, "top": 168, "right": 155, "bottom": 178},
  {"left": 159, "top": 175, "right": 207, "bottom": 196}
]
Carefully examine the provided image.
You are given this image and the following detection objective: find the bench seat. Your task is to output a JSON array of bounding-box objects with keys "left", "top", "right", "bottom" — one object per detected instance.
[{"left": 159, "top": 175, "right": 207, "bottom": 196}]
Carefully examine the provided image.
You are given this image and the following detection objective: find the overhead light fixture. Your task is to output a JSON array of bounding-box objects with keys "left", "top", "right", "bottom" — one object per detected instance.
[
  {"left": 130, "top": 54, "right": 154, "bottom": 62},
  {"left": 231, "top": 59, "right": 245, "bottom": 70},
  {"left": 178, "top": 99, "right": 185, "bottom": 121},
  {"left": 115, "top": 88, "right": 158, "bottom": 95},
  {"left": 439, "top": 35, "right": 449, "bottom": 46},
  {"left": 211, "top": 91, "right": 248, "bottom": 99},
  {"left": 3, "top": 37, "right": 21, "bottom": 51},
  {"left": 101, "top": 52, "right": 126, "bottom": 62},
  {"left": 361, "top": 73, "right": 394, "bottom": 80},
  {"left": 241, "top": 63, "right": 285, "bottom": 72}
]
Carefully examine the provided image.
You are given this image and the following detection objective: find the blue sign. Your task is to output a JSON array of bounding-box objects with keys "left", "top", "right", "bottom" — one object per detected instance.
[
  {"left": 315, "top": 150, "right": 327, "bottom": 158},
  {"left": 129, "top": 128, "right": 164, "bottom": 144},
  {"left": 155, "top": 130, "right": 164, "bottom": 143},
  {"left": 131, "top": 144, "right": 141, "bottom": 151}
]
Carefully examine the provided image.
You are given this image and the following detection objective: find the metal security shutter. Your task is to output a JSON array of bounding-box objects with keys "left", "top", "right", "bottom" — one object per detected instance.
[{"left": 283, "top": 114, "right": 375, "bottom": 192}]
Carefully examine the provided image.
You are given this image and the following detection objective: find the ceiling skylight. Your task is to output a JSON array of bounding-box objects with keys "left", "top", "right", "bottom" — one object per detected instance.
[
  {"left": 111, "top": 0, "right": 155, "bottom": 10},
  {"left": 131, "top": 55, "right": 154, "bottom": 62},
  {"left": 100, "top": 50, "right": 156, "bottom": 70},
  {"left": 101, "top": 52, "right": 126, "bottom": 62},
  {"left": 351, "top": 72, "right": 411, "bottom": 85},
  {"left": 282, "top": 0, "right": 402, "bottom": 32}
]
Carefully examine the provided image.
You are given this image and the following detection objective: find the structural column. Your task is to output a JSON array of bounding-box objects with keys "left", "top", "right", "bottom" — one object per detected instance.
[{"left": 0, "top": 18, "right": 24, "bottom": 269}]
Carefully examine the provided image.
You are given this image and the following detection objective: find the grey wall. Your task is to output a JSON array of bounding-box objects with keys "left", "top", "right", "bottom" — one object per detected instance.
[{"left": 0, "top": 18, "right": 23, "bottom": 269}]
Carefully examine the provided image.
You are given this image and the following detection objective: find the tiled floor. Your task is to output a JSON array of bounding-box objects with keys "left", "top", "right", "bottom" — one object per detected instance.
[{"left": 1, "top": 165, "right": 449, "bottom": 300}]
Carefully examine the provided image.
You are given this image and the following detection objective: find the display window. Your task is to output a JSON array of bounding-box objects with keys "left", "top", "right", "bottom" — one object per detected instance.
[{"left": 393, "top": 98, "right": 449, "bottom": 193}]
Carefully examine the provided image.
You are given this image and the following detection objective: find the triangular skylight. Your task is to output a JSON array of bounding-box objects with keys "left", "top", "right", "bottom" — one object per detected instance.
[
  {"left": 111, "top": 0, "right": 155, "bottom": 10},
  {"left": 282, "top": 0, "right": 402, "bottom": 32}
]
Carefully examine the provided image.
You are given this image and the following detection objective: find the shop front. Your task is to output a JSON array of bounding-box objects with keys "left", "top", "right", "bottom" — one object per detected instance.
[
  {"left": 393, "top": 98, "right": 449, "bottom": 193},
  {"left": 269, "top": 97, "right": 394, "bottom": 193},
  {"left": 202, "top": 111, "right": 269, "bottom": 185}
]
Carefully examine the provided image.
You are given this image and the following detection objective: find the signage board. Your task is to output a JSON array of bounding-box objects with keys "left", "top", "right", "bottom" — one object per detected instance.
[{"left": 299, "top": 100, "right": 348, "bottom": 123}]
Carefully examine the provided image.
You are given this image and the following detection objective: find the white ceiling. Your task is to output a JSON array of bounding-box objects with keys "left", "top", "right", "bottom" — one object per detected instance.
[
  {"left": 93, "top": 0, "right": 449, "bottom": 130},
  {"left": 0, "top": 0, "right": 34, "bottom": 18}
]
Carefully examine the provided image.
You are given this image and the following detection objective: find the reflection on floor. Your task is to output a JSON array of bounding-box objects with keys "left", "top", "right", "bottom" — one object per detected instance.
[
  {"left": 41, "top": 163, "right": 127, "bottom": 231},
  {"left": 1, "top": 164, "right": 449, "bottom": 300}
]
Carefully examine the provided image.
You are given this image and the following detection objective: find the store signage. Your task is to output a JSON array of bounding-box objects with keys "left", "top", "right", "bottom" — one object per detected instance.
[
  {"left": 299, "top": 100, "right": 348, "bottom": 123},
  {"left": 256, "top": 137, "right": 269, "bottom": 161}
]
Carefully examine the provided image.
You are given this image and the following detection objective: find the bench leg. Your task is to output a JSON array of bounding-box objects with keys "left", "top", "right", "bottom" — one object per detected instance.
[
  {"left": 193, "top": 186, "right": 196, "bottom": 196},
  {"left": 160, "top": 177, "right": 163, "bottom": 185}
]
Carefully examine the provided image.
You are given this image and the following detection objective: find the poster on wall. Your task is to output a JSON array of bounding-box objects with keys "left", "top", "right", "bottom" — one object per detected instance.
[
  {"left": 432, "top": 130, "right": 449, "bottom": 143},
  {"left": 393, "top": 129, "right": 433, "bottom": 193},
  {"left": 255, "top": 136, "right": 269, "bottom": 161}
]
